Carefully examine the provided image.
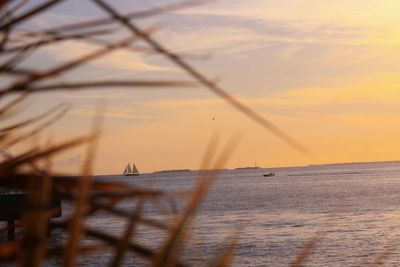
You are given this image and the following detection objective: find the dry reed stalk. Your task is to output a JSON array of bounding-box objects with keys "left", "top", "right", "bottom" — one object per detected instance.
[
  {"left": 0, "top": 103, "right": 68, "bottom": 133},
  {"left": 19, "top": 160, "right": 52, "bottom": 267},
  {"left": 290, "top": 231, "right": 325, "bottom": 267},
  {"left": 0, "top": 0, "right": 63, "bottom": 31},
  {"left": 3, "top": 134, "right": 94, "bottom": 168},
  {"left": 369, "top": 239, "right": 397, "bottom": 267},
  {"left": 1, "top": 28, "right": 118, "bottom": 54},
  {"left": 0, "top": 92, "right": 28, "bottom": 116},
  {"left": 63, "top": 106, "right": 103, "bottom": 267},
  {"left": 1, "top": 103, "right": 71, "bottom": 148},
  {"left": 0, "top": 240, "right": 20, "bottom": 261},
  {"left": 207, "top": 229, "right": 242, "bottom": 267},
  {"left": 0, "top": 0, "right": 28, "bottom": 26},
  {"left": 1, "top": 35, "right": 139, "bottom": 96},
  {"left": 90, "top": 200, "right": 170, "bottom": 230},
  {"left": 110, "top": 198, "right": 145, "bottom": 267}
]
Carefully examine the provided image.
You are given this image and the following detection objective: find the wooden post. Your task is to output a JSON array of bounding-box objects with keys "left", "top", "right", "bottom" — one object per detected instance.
[
  {"left": 48, "top": 219, "right": 51, "bottom": 237},
  {"left": 7, "top": 220, "right": 15, "bottom": 241}
]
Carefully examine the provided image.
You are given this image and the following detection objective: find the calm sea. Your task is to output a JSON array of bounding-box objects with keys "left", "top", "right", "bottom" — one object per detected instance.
[{"left": 36, "top": 162, "right": 400, "bottom": 265}]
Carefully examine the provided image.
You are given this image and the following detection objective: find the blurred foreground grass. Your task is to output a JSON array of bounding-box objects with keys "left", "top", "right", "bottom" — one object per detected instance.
[{"left": 0, "top": 1, "right": 314, "bottom": 266}]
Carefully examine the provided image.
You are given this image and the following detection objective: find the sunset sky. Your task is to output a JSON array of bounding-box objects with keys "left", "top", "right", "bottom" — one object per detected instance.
[{"left": 13, "top": 0, "right": 400, "bottom": 174}]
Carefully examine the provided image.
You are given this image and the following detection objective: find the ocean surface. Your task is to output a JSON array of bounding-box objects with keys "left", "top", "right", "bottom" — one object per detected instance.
[{"left": 8, "top": 161, "right": 400, "bottom": 266}]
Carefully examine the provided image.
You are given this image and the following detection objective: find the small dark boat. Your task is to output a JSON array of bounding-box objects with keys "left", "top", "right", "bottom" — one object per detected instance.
[{"left": 263, "top": 172, "right": 275, "bottom": 177}]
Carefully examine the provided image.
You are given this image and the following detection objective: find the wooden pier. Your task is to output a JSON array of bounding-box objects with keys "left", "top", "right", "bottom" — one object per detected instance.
[{"left": 0, "top": 192, "right": 62, "bottom": 240}]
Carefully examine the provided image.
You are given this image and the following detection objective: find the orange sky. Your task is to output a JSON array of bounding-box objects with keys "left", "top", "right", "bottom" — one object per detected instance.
[{"left": 9, "top": 0, "right": 400, "bottom": 174}]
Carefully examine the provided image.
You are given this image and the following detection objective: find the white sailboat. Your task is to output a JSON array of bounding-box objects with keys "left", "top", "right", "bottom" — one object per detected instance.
[{"left": 123, "top": 163, "right": 139, "bottom": 176}]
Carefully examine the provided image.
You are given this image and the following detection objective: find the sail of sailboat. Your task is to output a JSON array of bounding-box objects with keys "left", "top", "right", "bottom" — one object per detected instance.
[
  {"left": 132, "top": 163, "right": 139, "bottom": 174},
  {"left": 123, "top": 162, "right": 139, "bottom": 176},
  {"left": 123, "top": 164, "right": 131, "bottom": 175}
]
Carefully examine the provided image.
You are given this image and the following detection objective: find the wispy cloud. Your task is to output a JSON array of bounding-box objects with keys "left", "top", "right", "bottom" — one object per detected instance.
[
  {"left": 158, "top": 26, "right": 268, "bottom": 55},
  {"left": 173, "top": 0, "right": 400, "bottom": 49},
  {"left": 69, "top": 104, "right": 162, "bottom": 121},
  {"left": 177, "top": 0, "right": 400, "bottom": 27},
  {"left": 63, "top": 92, "right": 125, "bottom": 100},
  {"left": 44, "top": 39, "right": 176, "bottom": 72}
]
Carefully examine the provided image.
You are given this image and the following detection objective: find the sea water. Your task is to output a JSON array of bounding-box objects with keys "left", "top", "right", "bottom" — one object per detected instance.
[
  {"left": 81, "top": 162, "right": 400, "bottom": 266},
  {"left": 8, "top": 162, "right": 400, "bottom": 266}
]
